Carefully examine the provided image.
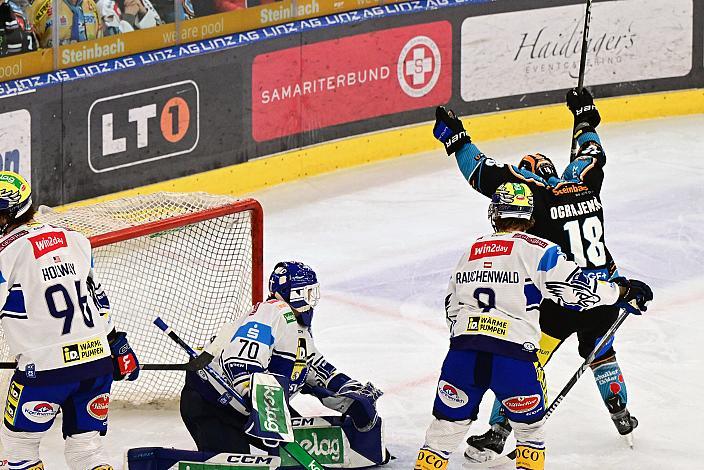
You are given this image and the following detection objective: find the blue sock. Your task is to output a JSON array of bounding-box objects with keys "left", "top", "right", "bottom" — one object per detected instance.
[
  {"left": 592, "top": 358, "right": 628, "bottom": 413},
  {"left": 488, "top": 397, "right": 506, "bottom": 426}
]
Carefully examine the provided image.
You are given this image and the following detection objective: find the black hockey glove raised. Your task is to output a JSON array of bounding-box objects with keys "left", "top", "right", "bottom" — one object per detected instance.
[
  {"left": 566, "top": 87, "right": 601, "bottom": 129},
  {"left": 108, "top": 330, "right": 140, "bottom": 381},
  {"left": 613, "top": 277, "right": 653, "bottom": 313},
  {"left": 433, "top": 106, "right": 471, "bottom": 155}
]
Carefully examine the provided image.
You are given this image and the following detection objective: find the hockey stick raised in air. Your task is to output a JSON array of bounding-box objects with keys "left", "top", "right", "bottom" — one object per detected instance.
[
  {"left": 570, "top": 0, "right": 594, "bottom": 161},
  {"left": 463, "top": 302, "right": 638, "bottom": 469},
  {"left": 152, "top": 317, "right": 327, "bottom": 470},
  {"left": 0, "top": 362, "right": 186, "bottom": 370}
]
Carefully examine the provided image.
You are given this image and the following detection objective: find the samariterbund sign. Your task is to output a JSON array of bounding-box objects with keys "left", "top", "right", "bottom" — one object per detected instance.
[{"left": 251, "top": 21, "right": 452, "bottom": 142}]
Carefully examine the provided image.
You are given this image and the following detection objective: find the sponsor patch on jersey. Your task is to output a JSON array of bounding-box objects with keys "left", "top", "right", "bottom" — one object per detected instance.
[
  {"left": 4, "top": 381, "right": 23, "bottom": 425},
  {"left": 511, "top": 232, "right": 548, "bottom": 248},
  {"left": 291, "top": 338, "right": 308, "bottom": 382},
  {"left": 469, "top": 240, "right": 513, "bottom": 260},
  {"left": 437, "top": 380, "right": 468, "bottom": 408},
  {"left": 502, "top": 394, "right": 541, "bottom": 414},
  {"left": 283, "top": 310, "right": 296, "bottom": 323},
  {"left": 466, "top": 315, "right": 509, "bottom": 337},
  {"left": 0, "top": 230, "right": 28, "bottom": 253},
  {"left": 233, "top": 322, "right": 273, "bottom": 346},
  {"left": 21, "top": 401, "right": 59, "bottom": 424},
  {"left": 28, "top": 231, "right": 68, "bottom": 258},
  {"left": 87, "top": 393, "right": 110, "bottom": 420},
  {"left": 62, "top": 337, "right": 106, "bottom": 364}
]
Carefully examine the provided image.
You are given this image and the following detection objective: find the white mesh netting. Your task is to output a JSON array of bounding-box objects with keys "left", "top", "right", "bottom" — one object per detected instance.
[{"left": 0, "top": 192, "right": 261, "bottom": 405}]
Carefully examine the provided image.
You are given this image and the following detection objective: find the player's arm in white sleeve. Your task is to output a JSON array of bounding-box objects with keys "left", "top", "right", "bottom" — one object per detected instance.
[
  {"left": 444, "top": 252, "right": 465, "bottom": 331},
  {"left": 87, "top": 254, "right": 113, "bottom": 333},
  {"left": 532, "top": 244, "right": 620, "bottom": 311}
]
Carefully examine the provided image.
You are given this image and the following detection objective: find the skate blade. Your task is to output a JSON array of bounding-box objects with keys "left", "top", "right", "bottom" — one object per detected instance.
[
  {"left": 621, "top": 432, "right": 634, "bottom": 449},
  {"left": 463, "top": 449, "right": 515, "bottom": 468}
]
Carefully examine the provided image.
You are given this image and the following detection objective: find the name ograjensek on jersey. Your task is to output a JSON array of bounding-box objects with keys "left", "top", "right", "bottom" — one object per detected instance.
[
  {"left": 189, "top": 299, "right": 351, "bottom": 416},
  {"left": 0, "top": 223, "right": 113, "bottom": 384}
]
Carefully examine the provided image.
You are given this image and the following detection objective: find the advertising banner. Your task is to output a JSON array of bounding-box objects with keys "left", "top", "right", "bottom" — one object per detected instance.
[
  {"left": 87, "top": 81, "right": 200, "bottom": 173},
  {"left": 0, "top": 109, "right": 31, "bottom": 183},
  {"left": 0, "top": 0, "right": 699, "bottom": 205},
  {"left": 0, "top": 0, "right": 409, "bottom": 83},
  {"left": 252, "top": 21, "right": 452, "bottom": 141},
  {"left": 460, "top": 0, "right": 694, "bottom": 101}
]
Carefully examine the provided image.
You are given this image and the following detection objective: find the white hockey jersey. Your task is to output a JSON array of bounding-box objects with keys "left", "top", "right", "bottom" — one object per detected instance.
[
  {"left": 446, "top": 231, "right": 620, "bottom": 360},
  {"left": 0, "top": 223, "right": 113, "bottom": 384},
  {"left": 188, "top": 299, "right": 348, "bottom": 415}
]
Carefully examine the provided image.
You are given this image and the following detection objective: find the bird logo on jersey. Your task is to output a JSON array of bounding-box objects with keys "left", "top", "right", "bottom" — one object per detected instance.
[{"left": 544, "top": 270, "right": 601, "bottom": 309}]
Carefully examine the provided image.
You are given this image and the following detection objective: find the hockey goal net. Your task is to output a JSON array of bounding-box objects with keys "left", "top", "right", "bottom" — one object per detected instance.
[{"left": 0, "top": 192, "right": 263, "bottom": 405}]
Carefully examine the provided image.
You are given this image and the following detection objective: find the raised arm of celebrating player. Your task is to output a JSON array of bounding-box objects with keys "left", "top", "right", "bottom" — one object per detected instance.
[{"left": 433, "top": 106, "right": 549, "bottom": 198}]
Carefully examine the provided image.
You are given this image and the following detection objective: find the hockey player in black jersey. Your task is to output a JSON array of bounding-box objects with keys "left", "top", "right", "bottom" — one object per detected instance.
[{"left": 433, "top": 88, "right": 640, "bottom": 462}]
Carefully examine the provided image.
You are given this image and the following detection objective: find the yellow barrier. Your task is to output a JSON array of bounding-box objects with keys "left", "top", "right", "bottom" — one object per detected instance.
[
  {"left": 0, "top": 0, "right": 405, "bottom": 81},
  {"left": 60, "top": 88, "right": 704, "bottom": 210}
]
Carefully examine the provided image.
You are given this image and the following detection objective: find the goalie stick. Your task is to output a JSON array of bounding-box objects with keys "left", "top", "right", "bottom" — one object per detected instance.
[
  {"left": 152, "top": 317, "right": 327, "bottom": 470},
  {"left": 463, "top": 302, "right": 638, "bottom": 469}
]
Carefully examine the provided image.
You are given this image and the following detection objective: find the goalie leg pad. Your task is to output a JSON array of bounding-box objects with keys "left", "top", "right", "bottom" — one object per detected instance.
[
  {"left": 64, "top": 431, "right": 111, "bottom": 470},
  {"left": 0, "top": 426, "right": 43, "bottom": 469},
  {"left": 126, "top": 448, "right": 280, "bottom": 470}
]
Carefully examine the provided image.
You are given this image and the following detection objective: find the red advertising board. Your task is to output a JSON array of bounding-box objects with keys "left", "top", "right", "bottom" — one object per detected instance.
[{"left": 252, "top": 22, "right": 452, "bottom": 142}]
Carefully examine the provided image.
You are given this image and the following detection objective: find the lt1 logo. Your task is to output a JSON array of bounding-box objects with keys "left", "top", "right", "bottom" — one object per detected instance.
[{"left": 87, "top": 80, "right": 200, "bottom": 173}]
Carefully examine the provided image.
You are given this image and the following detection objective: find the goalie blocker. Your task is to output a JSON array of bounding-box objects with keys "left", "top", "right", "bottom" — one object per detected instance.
[{"left": 126, "top": 415, "right": 390, "bottom": 469}]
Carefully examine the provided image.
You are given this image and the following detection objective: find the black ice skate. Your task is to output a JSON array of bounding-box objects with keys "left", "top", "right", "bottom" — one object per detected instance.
[
  {"left": 464, "top": 421, "right": 512, "bottom": 463},
  {"left": 606, "top": 395, "right": 638, "bottom": 448}
]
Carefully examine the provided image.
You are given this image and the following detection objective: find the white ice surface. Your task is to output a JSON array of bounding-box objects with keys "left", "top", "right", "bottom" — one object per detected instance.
[{"left": 19, "top": 114, "right": 704, "bottom": 468}]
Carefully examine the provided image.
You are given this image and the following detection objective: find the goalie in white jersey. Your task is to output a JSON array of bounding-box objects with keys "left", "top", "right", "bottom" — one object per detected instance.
[
  {"left": 0, "top": 172, "right": 140, "bottom": 470},
  {"left": 415, "top": 182, "right": 652, "bottom": 470},
  {"left": 179, "top": 261, "right": 385, "bottom": 461}
]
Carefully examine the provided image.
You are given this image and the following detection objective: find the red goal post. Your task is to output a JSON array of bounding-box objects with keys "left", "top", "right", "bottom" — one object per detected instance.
[{"left": 0, "top": 193, "right": 263, "bottom": 405}]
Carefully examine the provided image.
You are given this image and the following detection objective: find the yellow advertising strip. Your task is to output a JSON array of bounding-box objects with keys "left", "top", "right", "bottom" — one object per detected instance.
[
  {"left": 0, "top": 0, "right": 405, "bottom": 81},
  {"left": 60, "top": 88, "right": 704, "bottom": 210}
]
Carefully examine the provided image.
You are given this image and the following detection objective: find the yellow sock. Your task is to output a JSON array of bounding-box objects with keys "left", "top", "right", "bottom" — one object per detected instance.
[
  {"left": 414, "top": 447, "right": 449, "bottom": 470},
  {"left": 516, "top": 445, "right": 545, "bottom": 470}
]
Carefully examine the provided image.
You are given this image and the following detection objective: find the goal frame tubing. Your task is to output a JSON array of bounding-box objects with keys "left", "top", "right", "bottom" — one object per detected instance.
[{"left": 87, "top": 198, "right": 264, "bottom": 305}]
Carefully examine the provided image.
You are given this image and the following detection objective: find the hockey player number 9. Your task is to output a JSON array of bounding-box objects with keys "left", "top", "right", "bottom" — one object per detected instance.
[
  {"left": 563, "top": 216, "right": 606, "bottom": 268},
  {"left": 473, "top": 288, "right": 496, "bottom": 313},
  {"left": 45, "top": 281, "right": 95, "bottom": 335}
]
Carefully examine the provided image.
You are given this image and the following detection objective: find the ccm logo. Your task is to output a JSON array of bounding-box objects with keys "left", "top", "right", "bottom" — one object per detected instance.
[{"left": 87, "top": 81, "right": 200, "bottom": 173}]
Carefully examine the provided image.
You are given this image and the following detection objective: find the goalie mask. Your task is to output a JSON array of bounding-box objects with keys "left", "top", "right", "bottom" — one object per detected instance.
[
  {"left": 488, "top": 182, "right": 534, "bottom": 230},
  {"left": 0, "top": 171, "right": 32, "bottom": 235},
  {"left": 268, "top": 261, "right": 320, "bottom": 327},
  {"left": 518, "top": 153, "right": 557, "bottom": 181}
]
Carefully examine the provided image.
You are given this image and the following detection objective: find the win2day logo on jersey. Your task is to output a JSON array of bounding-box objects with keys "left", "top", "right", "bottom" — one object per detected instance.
[
  {"left": 469, "top": 240, "right": 514, "bottom": 261},
  {"left": 88, "top": 81, "right": 200, "bottom": 173},
  {"left": 28, "top": 231, "right": 68, "bottom": 258}
]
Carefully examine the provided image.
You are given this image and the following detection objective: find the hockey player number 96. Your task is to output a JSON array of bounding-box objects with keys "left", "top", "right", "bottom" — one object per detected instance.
[{"left": 45, "top": 281, "right": 95, "bottom": 335}]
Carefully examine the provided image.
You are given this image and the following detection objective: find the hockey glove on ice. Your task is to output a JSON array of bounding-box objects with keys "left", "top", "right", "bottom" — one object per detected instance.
[
  {"left": 566, "top": 87, "right": 601, "bottom": 129},
  {"left": 613, "top": 277, "right": 653, "bottom": 313},
  {"left": 433, "top": 106, "right": 471, "bottom": 155},
  {"left": 108, "top": 330, "right": 140, "bottom": 381}
]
